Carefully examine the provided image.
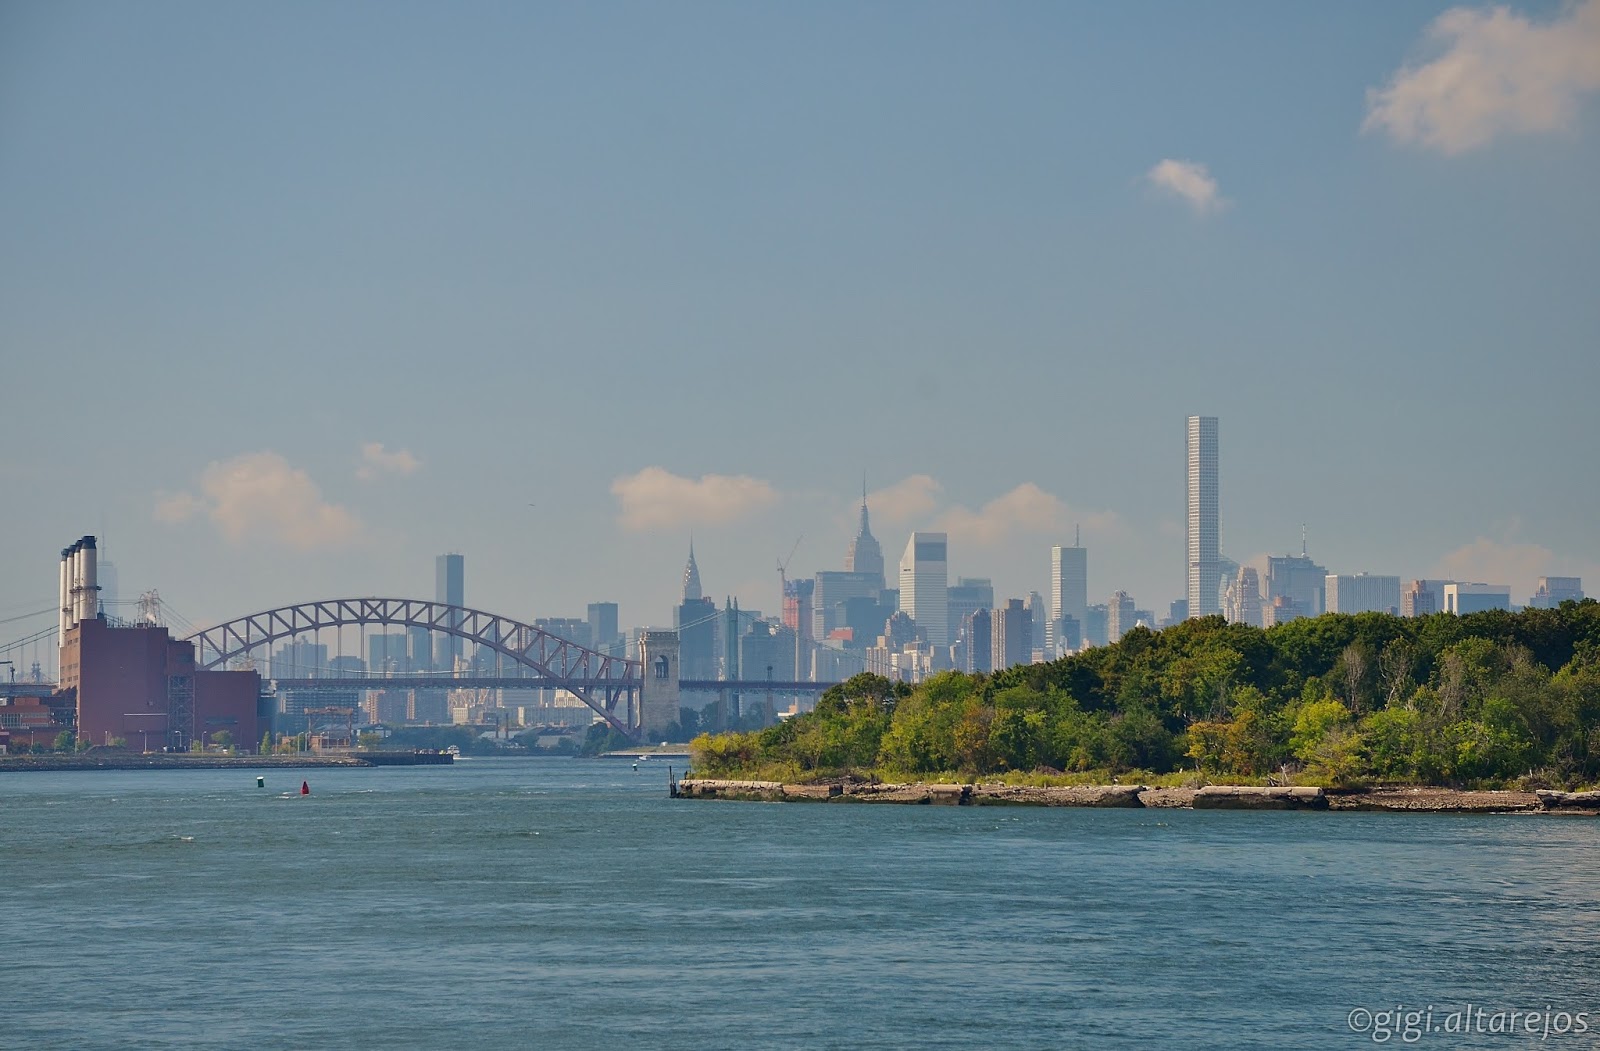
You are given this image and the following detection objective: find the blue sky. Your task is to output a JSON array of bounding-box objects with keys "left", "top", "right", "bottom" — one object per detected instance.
[{"left": 2, "top": 1, "right": 1597, "bottom": 649}]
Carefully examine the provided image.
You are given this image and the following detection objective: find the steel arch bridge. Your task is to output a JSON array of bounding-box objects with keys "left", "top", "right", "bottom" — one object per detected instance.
[{"left": 182, "top": 598, "right": 641, "bottom": 734}]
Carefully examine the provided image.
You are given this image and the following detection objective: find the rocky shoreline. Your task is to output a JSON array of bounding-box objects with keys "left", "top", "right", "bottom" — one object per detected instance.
[{"left": 676, "top": 778, "right": 1600, "bottom": 814}]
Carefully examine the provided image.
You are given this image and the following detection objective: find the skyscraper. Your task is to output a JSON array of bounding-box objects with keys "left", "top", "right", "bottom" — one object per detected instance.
[
  {"left": 947, "top": 578, "right": 995, "bottom": 638},
  {"left": 1107, "top": 591, "right": 1136, "bottom": 644},
  {"left": 991, "top": 599, "right": 1032, "bottom": 671},
  {"left": 1049, "top": 542, "right": 1087, "bottom": 656},
  {"left": 960, "top": 607, "right": 992, "bottom": 674},
  {"left": 434, "top": 553, "right": 464, "bottom": 670},
  {"left": 812, "top": 570, "right": 882, "bottom": 639},
  {"left": 1224, "top": 567, "right": 1262, "bottom": 628},
  {"left": 898, "top": 532, "right": 949, "bottom": 647},
  {"left": 676, "top": 543, "right": 716, "bottom": 680},
  {"left": 845, "top": 484, "right": 886, "bottom": 590},
  {"left": 1529, "top": 577, "right": 1584, "bottom": 608},
  {"left": 1186, "top": 416, "right": 1220, "bottom": 618},
  {"left": 1266, "top": 550, "right": 1327, "bottom": 621},
  {"left": 682, "top": 542, "right": 703, "bottom": 603},
  {"left": 586, "top": 602, "right": 619, "bottom": 652}
]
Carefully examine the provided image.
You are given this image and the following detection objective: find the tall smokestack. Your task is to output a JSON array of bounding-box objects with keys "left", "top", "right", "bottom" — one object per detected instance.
[
  {"left": 68, "top": 542, "right": 83, "bottom": 628},
  {"left": 80, "top": 536, "right": 99, "bottom": 621},
  {"left": 59, "top": 547, "right": 73, "bottom": 638}
]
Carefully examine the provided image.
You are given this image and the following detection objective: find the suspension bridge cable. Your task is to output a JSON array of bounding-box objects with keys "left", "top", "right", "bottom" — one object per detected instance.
[{"left": 0, "top": 608, "right": 55, "bottom": 627}]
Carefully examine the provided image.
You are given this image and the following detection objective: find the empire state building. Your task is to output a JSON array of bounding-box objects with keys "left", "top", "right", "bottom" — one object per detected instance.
[{"left": 845, "top": 489, "right": 885, "bottom": 591}]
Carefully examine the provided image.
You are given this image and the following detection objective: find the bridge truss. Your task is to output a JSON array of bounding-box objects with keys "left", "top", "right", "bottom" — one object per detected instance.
[{"left": 183, "top": 598, "right": 641, "bottom": 734}]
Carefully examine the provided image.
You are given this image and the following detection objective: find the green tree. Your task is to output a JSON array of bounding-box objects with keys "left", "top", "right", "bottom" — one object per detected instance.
[
  {"left": 1290, "top": 699, "right": 1363, "bottom": 784},
  {"left": 53, "top": 731, "right": 75, "bottom": 752}
]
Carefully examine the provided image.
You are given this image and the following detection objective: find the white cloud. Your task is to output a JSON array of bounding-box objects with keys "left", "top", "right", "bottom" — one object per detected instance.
[
  {"left": 1145, "top": 158, "right": 1226, "bottom": 215},
  {"left": 155, "top": 452, "right": 362, "bottom": 550},
  {"left": 866, "top": 475, "right": 944, "bottom": 527},
  {"left": 1364, "top": 0, "right": 1600, "bottom": 153},
  {"left": 154, "top": 491, "right": 204, "bottom": 524},
  {"left": 936, "top": 483, "right": 1119, "bottom": 548},
  {"left": 611, "top": 467, "right": 779, "bottom": 531},
  {"left": 356, "top": 442, "right": 421, "bottom": 480}
]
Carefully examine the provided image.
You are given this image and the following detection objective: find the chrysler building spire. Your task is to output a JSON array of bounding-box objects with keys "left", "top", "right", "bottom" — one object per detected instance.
[{"left": 682, "top": 540, "right": 703, "bottom": 602}]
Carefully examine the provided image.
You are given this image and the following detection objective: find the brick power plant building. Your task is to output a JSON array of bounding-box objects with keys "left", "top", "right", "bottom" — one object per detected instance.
[{"left": 53, "top": 536, "right": 260, "bottom": 750}]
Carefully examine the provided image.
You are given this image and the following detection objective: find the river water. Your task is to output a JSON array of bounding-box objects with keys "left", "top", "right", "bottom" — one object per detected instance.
[{"left": 2, "top": 757, "right": 1597, "bottom": 1050}]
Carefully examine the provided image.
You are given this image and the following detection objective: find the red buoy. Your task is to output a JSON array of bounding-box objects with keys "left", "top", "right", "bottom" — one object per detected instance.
[{"left": 300, "top": 780, "right": 310, "bottom": 796}]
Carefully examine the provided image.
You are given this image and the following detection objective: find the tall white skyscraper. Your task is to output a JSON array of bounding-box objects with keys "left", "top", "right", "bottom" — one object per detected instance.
[
  {"left": 1186, "top": 415, "right": 1220, "bottom": 618},
  {"left": 1049, "top": 542, "right": 1087, "bottom": 656},
  {"left": 898, "top": 532, "right": 949, "bottom": 647}
]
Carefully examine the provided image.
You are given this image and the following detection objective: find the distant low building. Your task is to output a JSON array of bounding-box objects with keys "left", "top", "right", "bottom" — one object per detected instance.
[
  {"left": 1528, "top": 577, "right": 1584, "bottom": 608},
  {"left": 1444, "top": 583, "right": 1512, "bottom": 615},
  {"left": 1326, "top": 573, "right": 1402, "bottom": 615},
  {"left": 1402, "top": 580, "right": 1451, "bottom": 618}
]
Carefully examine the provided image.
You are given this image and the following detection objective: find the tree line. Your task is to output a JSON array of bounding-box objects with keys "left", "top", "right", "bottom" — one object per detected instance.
[{"left": 690, "top": 602, "right": 1600, "bottom": 789}]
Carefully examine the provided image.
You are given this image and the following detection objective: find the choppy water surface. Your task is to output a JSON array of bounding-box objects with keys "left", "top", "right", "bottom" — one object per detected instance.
[{"left": 3, "top": 758, "right": 1598, "bottom": 1050}]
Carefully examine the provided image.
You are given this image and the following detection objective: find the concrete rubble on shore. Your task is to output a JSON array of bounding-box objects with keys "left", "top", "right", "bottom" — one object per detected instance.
[
  {"left": 678, "top": 779, "right": 1323, "bottom": 810},
  {"left": 677, "top": 779, "right": 1596, "bottom": 813}
]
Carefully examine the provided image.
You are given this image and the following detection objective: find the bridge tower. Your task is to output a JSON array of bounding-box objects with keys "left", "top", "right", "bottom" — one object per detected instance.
[{"left": 637, "top": 630, "right": 680, "bottom": 740}]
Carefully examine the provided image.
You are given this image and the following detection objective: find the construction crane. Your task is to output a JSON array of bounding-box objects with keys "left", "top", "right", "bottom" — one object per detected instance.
[{"left": 776, "top": 536, "right": 803, "bottom": 608}]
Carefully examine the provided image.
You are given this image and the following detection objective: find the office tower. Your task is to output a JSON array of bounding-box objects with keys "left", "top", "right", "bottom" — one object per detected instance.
[
  {"left": 534, "top": 617, "right": 590, "bottom": 646},
  {"left": 368, "top": 632, "right": 410, "bottom": 674},
  {"left": 1443, "top": 583, "right": 1512, "bottom": 614},
  {"left": 434, "top": 553, "right": 465, "bottom": 669},
  {"left": 1266, "top": 552, "right": 1328, "bottom": 621},
  {"left": 1084, "top": 604, "right": 1109, "bottom": 648},
  {"left": 1056, "top": 613, "right": 1082, "bottom": 652},
  {"left": 1108, "top": 591, "right": 1136, "bottom": 644},
  {"left": 840, "top": 595, "right": 897, "bottom": 649},
  {"left": 682, "top": 542, "right": 703, "bottom": 602},
  {"left": 407, "top": 625, "right": 433, "bottom": 672},
  {"left": 782, "top": 578, "right": 814, "bottom": 642},
  {"left": 813, "top": 570, "right": 882, "bottom": 639},
  {"left": 1050, "top": 542, "right": 1088, "bottom": 656},
  {"left": 947, "top": 578, "right": 995, "bottom": 639},
  {"left": 992, "top": 599, "right": 1032, "bottom": 671},
  {"left": 1528, "top": 577, "right": 1584, "bottom": 608},
  {"left": 1186, "top": 416, "right": 1220, "bottom": 618},
  {"left": 1325, "top": 573, "right": 1403, "bottom": 615},
  {"left": 1224, "top": 567, "right": 1263, "bottom": 628},
  {"left": 898, "top": 532, "right": 949, "bottom": 647},
  {"left": 845, "top": 484, "right": 886, "bottom": 590},
  {"left": 783, "top": 578, "right": 815, "bottom": 682},
  {"left": 587, "top": 602, "right": 619, "bottom": 651},
  {"left": 272, "top": 637, "right": 328, "bottom": 678},
  {"left": 1401, "top": 581, "right": 1440, "bottom": 618},
  {"left": 675, "top": 545, "right": 717, "bottom": 680},
  {"left": 961, "top": 608, "right": 992, "bottom": 674},
  {"left": 740, "top": 621, "right": 797, "bottom": 685},
  {"left": 1025, "top": 592, "right": 1049, "bottom": 659}
]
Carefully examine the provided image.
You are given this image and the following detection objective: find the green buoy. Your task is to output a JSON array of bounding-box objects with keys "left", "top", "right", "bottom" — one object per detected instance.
[{"left": 256, "top": 776, "right": 265, "bottom": 788}]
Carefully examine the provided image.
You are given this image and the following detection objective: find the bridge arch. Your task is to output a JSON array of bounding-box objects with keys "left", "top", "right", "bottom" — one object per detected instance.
[{"left": 183, "top": 598, "right": 640, "bottom": 734}]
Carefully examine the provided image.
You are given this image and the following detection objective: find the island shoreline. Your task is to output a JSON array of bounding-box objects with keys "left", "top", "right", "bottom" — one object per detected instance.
[{"left": 675, "top": 778, "right": 1600, "bottom": 814}]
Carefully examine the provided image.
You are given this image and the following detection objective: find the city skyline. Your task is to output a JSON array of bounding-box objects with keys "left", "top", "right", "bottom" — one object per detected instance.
[{"left": 2, "top": 2, "right": 1597, "bottom": 637}]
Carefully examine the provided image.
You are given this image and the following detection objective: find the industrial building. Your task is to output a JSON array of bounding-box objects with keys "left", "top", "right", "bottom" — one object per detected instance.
[{"left": 53, "top": 536, "right": 261, "bottom": 750}]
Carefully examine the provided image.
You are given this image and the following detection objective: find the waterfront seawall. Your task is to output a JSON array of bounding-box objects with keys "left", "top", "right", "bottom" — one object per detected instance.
[{"left": 676, "top": 780, "right": 1593, "bottom": 813}]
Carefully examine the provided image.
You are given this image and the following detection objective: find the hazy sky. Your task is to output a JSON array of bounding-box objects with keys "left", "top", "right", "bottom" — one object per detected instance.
[{"left": 3, "top": 1, "right": 1597, "bottom": 650}]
